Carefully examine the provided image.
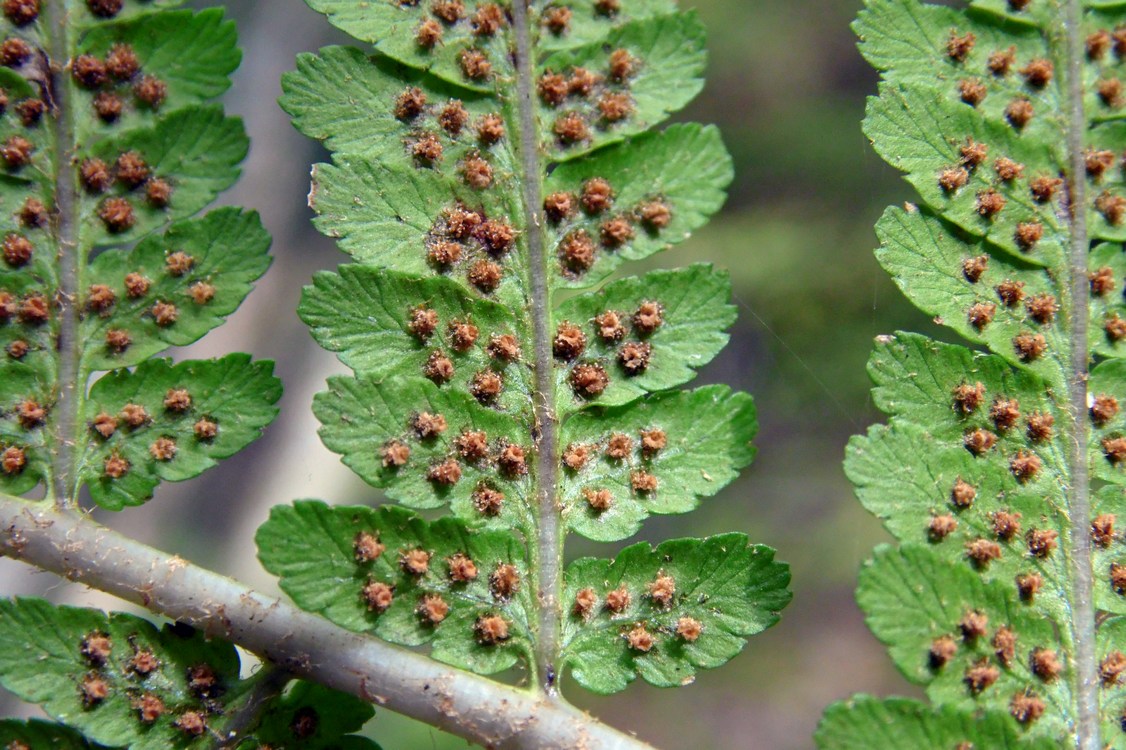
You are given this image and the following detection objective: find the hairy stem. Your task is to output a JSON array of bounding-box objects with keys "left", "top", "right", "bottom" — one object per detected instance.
[
  {"left": 0, "top": 494, "right": 653, "bottom": 750},
  {"left": 1061, "top": 1, "right": 1098, "bottom": 747},
  {"left": 511, "top": 0, "right": 563, "bottom": 695},
  {"left": 46, "top": 0, "right": 81, "bottom": 509}
]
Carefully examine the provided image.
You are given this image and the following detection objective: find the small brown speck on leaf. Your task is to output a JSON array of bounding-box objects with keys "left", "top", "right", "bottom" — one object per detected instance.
[
  {"left": 363, "top": 582, "right": 394, "bottom": 614},
  {"left": 988, "top": 46, "right": 1015, "bottom": 75},
  {"left": 929, "top": 635, "right": 957, "bottom": 667},
  {"left": 1005, "top": 98, "right": 1034, "bottom": 128}
]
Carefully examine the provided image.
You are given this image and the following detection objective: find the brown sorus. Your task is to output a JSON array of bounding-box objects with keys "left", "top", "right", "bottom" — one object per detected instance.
[
  {"left": 487, "top": 333, "right": 521, "bottom": 362},
  {"left": 543, "top": 192, "right": 574, "bottom": 222},
  {"left": 640, "top": 428, "right": 666, "bottom": 456},
  {"left": 988, "top": 46, "right": 1015, "bottom": 75},
  {"left": 1089, "top": 30, "right": 1112, "bottom": 59},
  {"left": 87, "top": 0, "right": 122, "bottom": 17},
  {"left": 104, "top": 328, "right": 131, "bottom": 353},
  {"left": 408, "top": 307, "right": 439, "bottom": 340},
  {"left": 609, "top": 48, "right": 634, "bottom": 81},
  {"left": 459, "top": 48, "right": 491, "bottom": 80},
  {"left": 1030, "top": 647, "right": 1061, "bottom": 682},
  {"left": 599, "top": 92, "right": 633, "bottom": 122},
  {"left": 164, "top": 388, "right": 191, "bottom": 412},
  {"left": 1019, "top": 58, "right": 1053, "bottom": 88},
  {"left": 952, "top": 381, "right": 985, "bottom": 414},
  {"left": 991, "top": 510, "right": 1022, "bottom": 541},
  {"left": 15, "top": 98, "right": 43, "bottom": 126},
  {"left": 938, "top": 167, "right": 968, "bottom": 192},
  {"left": 474, "top": 614, "right": 509, "bottom": 644},
  {"left": 1026, "top": 412, "right": 1054, "bottom": 442},
  {"left": 560, "top": 230, "right": 596, "bottom": 273},
  {"left": 413, "top": 411, "right": 447, "bottom": 438},
  {"left": 0, "top": 38, "right": 30, "bottom": 67},
  {"left": 543, "top": 5, "right": 571, "bottom": 34},
  {"left": 1105, "top": 436, "right": 1126, "bottom": 464},
  {"left": 93, "top": 91, "right": 123, "bottom": 122},
  {"left": 562, "top": 442, "right": 592, "bottom": 471},
  {"left": 116, "top": 151, "right": 149, "bottom": 188},
  {"left": 595, "top": 310, "right": 627, "bottom": 342},
  {"left": 448, "top": 319, "right": 478, "bottom": 351},
  {"left": 447, "top": 552, "right": 478, "bottom": 582},
  {"left": 989, "top": 397, "right": 1020, "bottom": 431},
  {"left": 573, "top": 587, "right": 598, "bottom": 618},
  {"left": 16, "top": 399, "right": 44, "bottom": 429},
  {"left": 290, "top": 708, "right": 319, "bottom": 740},
  {"left": 975, "top": 189, "right": 1005, "bottom": 217},
  {"left": 0, "top": 445, "right": 25, "bottom": 474},
  {"left": 6, "top": 340, "right": 28, "bottom": 360},
  {"left": 467, "top": 259, "right": 501, "bottom": 292},
  {"left": 959, "top": 137, "right": 986, "bottom": 166},
  {"left": 134, "top": 75, "right": 167, "bottom": 108},
  {"left": 165, "top": 250, "right": 194, "bottom": 276},
  {"left": 106, "top": 43, "right": 138, "bottom": 80},
  {"left": 120, "top": 403, "right": 148, "bottom": 427},
  {"left": 1010, "top": 450, "right": 1042, "bottom": 482},
  {"left": 146, "top": 178, "right": 172, "bottom": 208},
  {"left": 1107, "top": 314, "right": 1126, "bottom": 342},
  {"left": 189, "top": 282, "right": 215, "bottom": 305},
  {"left": 98, "top": 197, "right": 135, "bottom": 233},
  {"left": 583, "top": 487, "right": 612, "bottom": 511},
  {"left": 135, "top": 693, "right": 164, "bottom": 724},
  {"left": 91, "top": 412, "right": 118, "bottom": 439},
  {"left": 993, "top": 157, "right": 1023, "bottom": 181},
  {"left": 149, "top": 437, "right": 177, "bottom": 461},
  {"left": 571, "top": 363, "right": 609, "bottom": 397},
  {"left": 381, "top": 440, "right": 410, "bottom": 468},
  {"left": 929, "top": 634, "right": 958, "bottom": 668},
  {"left": 2, "top": 0, "right": 38, "bottom": 26},
  {"left": 1093, "top": 514, "right": 1117, "bottom": 548},
  {"left": 967, "top": 302, "right": 995, "bottom": 329},
  {"left": 103, "top": 453, "right": 129, "bottom": 478},
  {"left": 554, "top": 112, "right": 588, "bottom": 145},
  {"left": 431, "top": 0, "right": 463, "bottom": 23},
  {"left": 647, "top": 573, "right": 676, "bottom": 608},
  {"left": 600, "top": 216, "right": 634, "bottom": 247},
  {"left": 553, "top": 321, "right": 586, "bottom": 360},
  {"left": 472, "top": 483, "right": 504, "bottom": 515},
  {"left": 1005, "top": 98, "right": 1034, "bottom": 128},
  {"left": 631, "top": 470, "right": 658, "bottom": 493},
  {"left": 18, "top": 197, "right": 46, "bottom": 228},
  {"left": 538, "top": 72, "right": 568, "bottom": 106},
  {"left": 1010, "top": 692, "right": 1045, "bottom": 725},
  {"left": 476, "top": 113, "right": 505, "bottom": 144},
  {"left": 1086, "top": 149, "right": 1117, "bottom": 178},
  {"left": 1113, "top": 562, "right": 1126, "bottom": 594},
  {"left": 363, "top": 581, "right": 394, "bottom": 612},
  {"left": 1030, "top": 175, "right": 1063, "bottom": 203},
  {"left": 129, "top": 649, "right": 159, "bottom": 676},
  {"left": 568, "top": 67, "right": 600, "bottom": 97},
  {"left": 928, "top": 514, "right": 957, "bottom": 541},
  {"left": 124, "top": 272, "right": 151, "bottom": 298},
  {"left": 454, "top": 430, "right": 488, "bottom": 461},
  {"left": 497, "top": 443, "right": 528, "bottom": 476},
  {"left": 80, "top": 632, "right": 112, "bottom": 666},
  {"left": 618, "top": 341, "right": 651, "bottom": 375},
  {"left": 606, "top": 432, "right": 633, "bottom": 459},
  {"left": 412, "top": 132, "right": 443, "bottom": 164},
  {"left": 72, "top": 54, "right": 107, "bottom": 88},
  {"left": 595, "top": 0, "right": 620, "bottom": 13},
  {"left": 581, "top": 178, "right": 614, "bottom": 213},
  {"left": 1017, "top": 571, "right": 1043, "bottom": 600},
  {"left": 964, "top": 428, "right": 998, "bottom": 456},
  {"left": 81, "top": 159, "right": 112, "bottom": 193},
  {"left": 992, "top": 626, "right": 1017, "bottom": 666},
  {"left": 428, "top": 239, "right": 462, "bottom": 267},
  {"left": 962, "top": 255, "right": 988, "bottom": 283},
  {"left": 470, "top": 369, "right": 503, "bottom": 403},
  {"left": 959, "top": 609, "right": 988, "bottom": 640},
  {"left": 418, "top": 593, "right": 449, "bottom": 624},
  {"left": 416, "top": 18, "right": 443, "bottom": 47},
  {"left": 639, "top": 200, "right": 672, "bottom": 229},
  {"left": 474, "top": 218, "right": 514, "bottom": 255},
  {"left": 1092, "top": 394, "right": 1120, "bottom": 426},
  {"left": 626, "top": 625, "right": 654, "bottom": 653},
  {"left": 438, "top": 100, "right": 469, "bottom": 135},
  {"left": 470, "top": 3, "right": 505, "bottom": 36},
  {"left": 193, "top": 418, "right": 218, "bottom": 441},
  {"left": 957, "top": 79, "right": 986, "bottom": 107},
  {"left": 1027, "top": 527, "right": 1058, "bottom": 558},
  {"left": 1102, "top": 651, "right": 1126, "bottom": 685},
  {"left": 445, "top": 205, "right": 482, "bottom": 239},
  {"left": 1013, "top": 332, "right": 1047, "bottom": 361},
  {"left": 81, "top": 674, "right": 110, "bottom": 707},
  {"left": 1099, "top": 78, "right": 1124, "bottom": 108},
  {"left": 995, "top": 279, "right": 1025, "bottom": 307},
  {"left": 1090, "top": 266, "right": 1116, "bottom": 296},
  {"left": 1017, "top": 219, "right": 1040, "bottom": 247},
  {"left": 947, "top": 30, "right": 976, "bottom": 62},
  {"left": 2, "top": 233, "right": 31, "bottom": 267},
  {"left": 400, "top": 548, "right": 432, "bottom": 576},
  {"left": 394, "top": 87, "right": 427, "bottom": 120},
  {"left": 1098, "top": 191, "right": 1126, "bottom": 225},
  {"left": 428, "top": 458, "right": 462, "bottom": 485},
  {"left": 605, "top": 585, "right": 631, "bottom": 613},
  {"left": 151, "top": 301, "right": 178, "bottom": 327},
  {"left": 18, "top": 293, "right": 47, "bottom": 324},
  {"left": 674, "top": 617, "right": 703, "bottom": 643},
  {"left": 489, "top": 563, "right": 520, "bottom": 600},
  {"left": 633, "top": 301, "right": 664, "bottom": 334},
  {"left": 964, "top": 660, "right": 1000, "bottom": 693}
]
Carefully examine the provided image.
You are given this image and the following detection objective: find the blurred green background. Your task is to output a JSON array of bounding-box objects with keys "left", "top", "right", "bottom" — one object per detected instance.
[{"left": 0, "top": 0, "right": 941, "bottom": 747}]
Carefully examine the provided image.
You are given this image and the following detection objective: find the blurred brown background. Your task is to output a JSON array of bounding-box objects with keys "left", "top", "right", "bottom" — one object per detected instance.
[{"left": 0, "top": 0, "right": 938, "bottom": 747}]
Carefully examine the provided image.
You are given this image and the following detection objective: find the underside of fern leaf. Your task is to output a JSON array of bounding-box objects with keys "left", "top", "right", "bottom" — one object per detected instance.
[
  {"left": 818, "top": 1, "right": 1126, "bottom": 748},
  {"left": 259, "top": 0, "right": 791, "bottom": 708}
]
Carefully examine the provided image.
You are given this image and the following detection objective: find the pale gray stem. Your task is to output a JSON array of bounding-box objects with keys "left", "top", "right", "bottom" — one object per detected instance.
[
  {"left": 0, "top": 496, "right": 652, "bottom": 750},
  {"left": 1061, "top": 2, "right": 1098, "bottom": 747},
  {"left": 46, "top": 0, "right": 81, "bottom": 508},
  {"left": 510, "top": 0, "right": 563, "bottom": 694}
]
